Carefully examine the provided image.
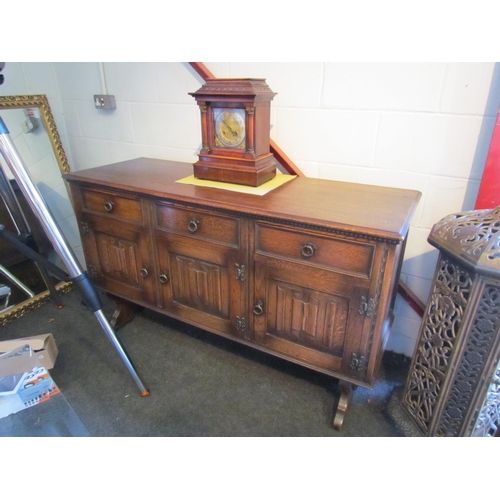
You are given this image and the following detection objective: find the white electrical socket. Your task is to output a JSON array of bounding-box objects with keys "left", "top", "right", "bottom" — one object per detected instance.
[{"left": 94, "top": 95, "right": 116, "bottom": 110}]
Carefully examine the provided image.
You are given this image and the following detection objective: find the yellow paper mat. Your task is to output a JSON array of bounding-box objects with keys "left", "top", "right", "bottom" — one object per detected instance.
[{"left": 176, "top": 173, "right": 296, "bottom": 196}]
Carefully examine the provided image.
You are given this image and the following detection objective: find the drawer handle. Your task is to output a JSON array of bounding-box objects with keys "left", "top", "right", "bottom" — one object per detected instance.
[
  {"left": 301, "top": 243, "right": 316, "bottom": 258},
  {"left": 188, "top": 219, "right": 200, "bottom": 233},
  {"left": 159, "top": 272, "right": 169, "bottom": 284},
  {"left": 253, "top": 300, "right": 264, "bottom": 316},
  {"left": 104, "top": 200, "right": 115, "bottom": 212},
  {"left": 140, "top": 266, "right": 149, "bottom": 278}
]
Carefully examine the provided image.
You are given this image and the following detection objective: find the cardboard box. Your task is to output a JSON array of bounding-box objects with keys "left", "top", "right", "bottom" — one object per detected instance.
[
  {"left": 0, "top": 366, "right": 60, "bottom": 419},
  {"left": 0, "top": 334, "right": 58, "bottom": 378}
]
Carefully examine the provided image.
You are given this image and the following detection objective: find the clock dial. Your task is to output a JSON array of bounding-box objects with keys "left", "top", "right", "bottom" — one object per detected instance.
[{"left": 214, "top": 108, "right": 245, "bottom": 149}]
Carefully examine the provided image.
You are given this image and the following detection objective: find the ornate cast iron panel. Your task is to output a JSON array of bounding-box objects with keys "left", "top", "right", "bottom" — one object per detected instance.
[
  {"left": 394, "top": 206, "right": 500, "bottom": 437},
  {"left": 403, "top": 256, "right": 472, "bottom": 433},
  {"left": 472, "top": 359, "right": 500, "bottom": 437},
  {"left": 431, "top": 206, "right": 500, "bottom": 273},
  {"left": 437, "top": 284, "right": 500, "bottom": 436}
]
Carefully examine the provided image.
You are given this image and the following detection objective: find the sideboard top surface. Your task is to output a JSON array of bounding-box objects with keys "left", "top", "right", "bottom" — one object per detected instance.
[{"left": 64, "top": 157, "right": 421, "bottom": 242}]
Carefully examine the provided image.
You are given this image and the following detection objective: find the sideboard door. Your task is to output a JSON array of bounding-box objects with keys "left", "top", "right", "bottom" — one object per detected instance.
[
  {"left": 79, "top": 214, "right": 157, "bottom": 305},
  {"left": 155, "top": 233, "right": 248, "bottom": 337},
  {"left": 252, "top": 260, "right": 375, "bottom": 383}
]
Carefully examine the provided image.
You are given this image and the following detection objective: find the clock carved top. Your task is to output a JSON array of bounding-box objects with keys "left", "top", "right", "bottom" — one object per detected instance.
[{"left": 190, "top": 78, "right": 276, "bottom": 102}]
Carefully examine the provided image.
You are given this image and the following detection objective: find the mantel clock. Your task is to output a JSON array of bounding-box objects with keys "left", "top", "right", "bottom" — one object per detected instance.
[{"left": 190, "top": 78, "right": 277, "bottom": 187}]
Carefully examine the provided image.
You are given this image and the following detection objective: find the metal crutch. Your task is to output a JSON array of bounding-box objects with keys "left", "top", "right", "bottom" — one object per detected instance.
[{"left": 0, "top": 116, "right": 149, "bottom": 396}]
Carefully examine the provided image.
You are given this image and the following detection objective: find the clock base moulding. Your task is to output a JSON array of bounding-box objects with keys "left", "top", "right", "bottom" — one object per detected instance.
[{"left": 193, "top": 153, "right": 277, "bottom": 187}]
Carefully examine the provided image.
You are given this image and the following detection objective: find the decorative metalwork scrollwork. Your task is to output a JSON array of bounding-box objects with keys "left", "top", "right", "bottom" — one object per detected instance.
[
  {"left": 403, "top": 256, "right": 473, "bottom": 432},
  {"left": 235, "top": 263, "right": 245, "bottom": 281},
  {"left": 350, "top": 353, "right": 366, "bottom": 372},
  {"left": 358, "top": 295, "right": 375, "bottom": 317},
  {"left": 88, "top": 264, "right": 98, "bottom": 279},
  {"left": 81, "top": 221, "right": 90, "bottom": 237},
  {"left": 433, "top": 206, "right": 500, "bottom": 264},
  {"left": 437, "top": 285, "right": 500, "bottom": 436},
  {"left": 236, "top": 316, "right": 246, "bottom": 332},
  {"left": 472, "top": 359, "right": 500, "bottom": 437}
]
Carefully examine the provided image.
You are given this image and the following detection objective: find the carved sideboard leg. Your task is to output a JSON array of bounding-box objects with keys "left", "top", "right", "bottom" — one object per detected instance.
[
  {"left": 108, "top": 294, "right": 144, "bottom": 330},
  {"left": 333, "top": 380, "right": 353, "bottom": 430}
]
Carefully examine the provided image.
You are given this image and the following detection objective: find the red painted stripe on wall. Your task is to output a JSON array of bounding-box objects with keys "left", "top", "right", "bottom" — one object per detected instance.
[{"left": 475, "top": 106, "right": 500, "bottom": 209}]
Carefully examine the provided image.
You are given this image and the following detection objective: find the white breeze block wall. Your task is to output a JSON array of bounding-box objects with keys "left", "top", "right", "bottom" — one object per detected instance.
[{"left": 5, "top": 61, "right": 497, "bottom": 357}]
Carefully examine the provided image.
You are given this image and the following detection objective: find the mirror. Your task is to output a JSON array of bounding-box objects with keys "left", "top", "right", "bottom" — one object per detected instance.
[{"left": 0, "top": 95, "right": 75, "bottom": 326}]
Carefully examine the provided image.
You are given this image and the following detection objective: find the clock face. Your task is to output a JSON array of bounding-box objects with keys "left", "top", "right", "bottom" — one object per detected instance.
[{"left": 213, "top": 108, "right": 245, "bottom": 149}]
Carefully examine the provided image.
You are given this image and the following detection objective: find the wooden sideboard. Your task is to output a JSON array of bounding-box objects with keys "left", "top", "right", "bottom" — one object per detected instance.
[{"left": 64, "top": 158, "right": 421, "bottom": 429}]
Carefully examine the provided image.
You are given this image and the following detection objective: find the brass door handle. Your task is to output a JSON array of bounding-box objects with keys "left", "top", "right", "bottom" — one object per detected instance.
[
  {"left": 253, "top": 300, "right": 264, "bottom": 316},
  {"left": 301, "top": 243, "right": 316, "bottom": 258},
  {"left": 159, "top": 272, "right": 169, "bottom": 284},
  {"left": 188, "top": 219, "right": 199, "bottom": 233},
  {"left": 140, "top": 266, "right": 149, "bottom": 278},
  {"left": 104, "top": 201, "right": 115, "bottom": 212}
]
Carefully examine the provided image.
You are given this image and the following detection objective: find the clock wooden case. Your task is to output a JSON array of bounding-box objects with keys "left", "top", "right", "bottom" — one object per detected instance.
[{"left": 190, "top": 78, "right": 277, "bottom": 187}]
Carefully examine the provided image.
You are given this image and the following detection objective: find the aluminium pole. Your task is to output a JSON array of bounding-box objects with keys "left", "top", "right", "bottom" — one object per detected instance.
[{"left": 0, "top": 116, "right": 149, "bottom": 396}]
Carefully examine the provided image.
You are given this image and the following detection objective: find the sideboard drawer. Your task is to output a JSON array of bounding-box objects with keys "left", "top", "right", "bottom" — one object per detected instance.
[
  {"left": 155, "top": 203, "right": 240, "bottom": 248},
  {"left": 80, "top": 188, "right": 143, "bottom": 223},
  {"left": 255, "top": 223, "right": 375, "bottom": 279}
]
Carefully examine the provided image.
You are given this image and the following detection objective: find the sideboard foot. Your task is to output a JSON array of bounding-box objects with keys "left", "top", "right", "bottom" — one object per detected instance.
[
  {"left": 108, "top": 294, "right": 144, "bottom": 330},
  {"left": 333, "top": 381, "right": 353, "bottom": 430}
]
